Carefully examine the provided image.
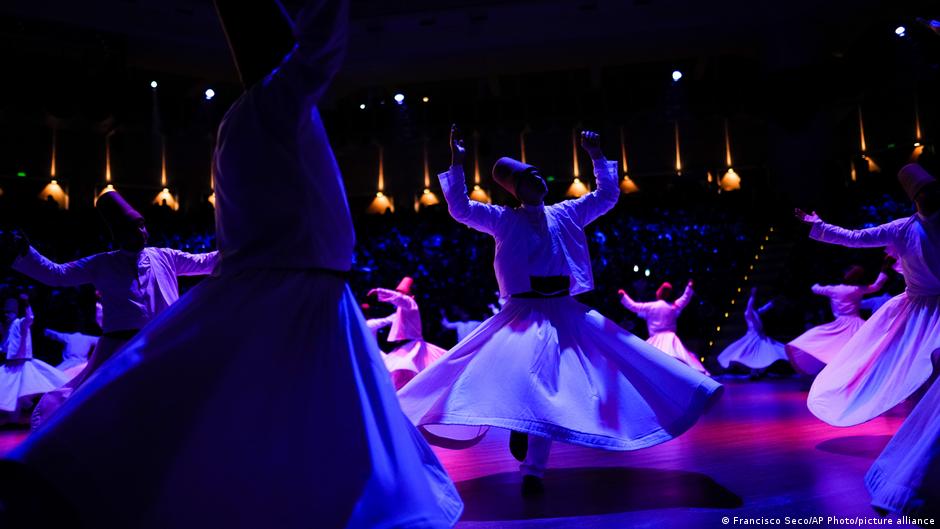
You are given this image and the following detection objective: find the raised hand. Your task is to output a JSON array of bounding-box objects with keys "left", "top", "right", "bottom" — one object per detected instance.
[
  {"left": 580, "top": 130, "right": 603, "bottom": 158},
  {"left": 617, "top": 289, "right": 627, "bottom": 297},
  {"left": 794, "top": 208, "right": 820, "bottom": 224},
  {"left": 450, "top": 124, "right": 466, "bottom": 166},
  {"left": 882, "top": 254, "right": 898, "bottom": 272},
  {"left": 367, "top": 289, "right": 378, "bottom": 297}
]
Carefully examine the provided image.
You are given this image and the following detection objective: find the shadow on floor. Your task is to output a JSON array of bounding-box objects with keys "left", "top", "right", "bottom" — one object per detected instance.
[
  {"left": 815, "top": 435, "right": 893, "bottom": 459},
  {"left": 457, "top": 466, "right": 742, "bottom": 521}
]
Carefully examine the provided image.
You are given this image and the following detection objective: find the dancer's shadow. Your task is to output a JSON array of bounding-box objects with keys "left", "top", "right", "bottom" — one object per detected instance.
[
  {"left": 815, "top": 435, "right": 893, "bottom": 459},
  {"left": 457, "top": 466, "right": 742, "bottom": 521}
]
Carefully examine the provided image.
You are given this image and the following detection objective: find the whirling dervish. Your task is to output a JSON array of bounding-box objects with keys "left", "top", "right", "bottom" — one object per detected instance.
[
  {"left": 368, "top": 276, "right": 448, "bottom": 388},
  {"left": 785, "top": 260, "right": 890, "bottom": 375},
  {"left": 398, "top": 126, "right": 722, "bottom": 496},
  {"left": 796, "top": 163, "right": 940, "bottom": 427},
  {"left": 0, "top": 1, "right": 462, "bottom": 527},
  {"left": 718, "top": 288, "right": 789, "bottom": 376},
  {"left": 619, "top": 280, "right": 710, "bottom": 375}
]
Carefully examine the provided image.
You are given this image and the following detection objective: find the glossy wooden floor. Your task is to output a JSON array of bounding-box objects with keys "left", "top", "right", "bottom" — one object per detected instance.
[
  {"left": 0, "top": 378, "right": 922, "bottom": 528},
  {"left": 433, "top": 377, "right": 920, "bottom": 529}
]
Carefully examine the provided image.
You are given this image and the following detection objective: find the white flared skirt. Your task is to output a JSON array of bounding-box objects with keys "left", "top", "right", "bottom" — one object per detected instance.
[
  {"left": 384, "top": 340, "right": 448, "bottom": 389},
  {"left": 866, "top": 374, "right": 940, "bottom": 515},
  {"left": 718, "top": 332, "right": 790, "bottom": 370},
  {"left": 786, "top": 315, "right": 865, "bottom": 375},
  {"left": 0, "top": 359, "right": 69, "bottom": 412},
  {"left": 647, "top": 331, "right": 710, "bottom": 375},
  {"left": 397, "top": 296, "right": 723, "bottom": 451},
  {"left": 808, "top": 293, "right": 940, "bottom": 426},
  {"left": 10, "top": 269, "right": 463, "bottom": 529}
]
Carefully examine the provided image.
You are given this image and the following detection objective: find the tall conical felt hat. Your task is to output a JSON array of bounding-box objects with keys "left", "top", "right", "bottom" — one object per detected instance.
[
  {"left": 897, "top": 163, "right": 937, "bottom": 201},
  {"left": 96, "top": 191, "right": 144, "bottom": 229},
  {"left": 843, "top": 265, "right": 866, "bottom": 285},
  {"left": 656, "top": 282, "right": 673, "bottom": 300},
  {"left": 492, "top": 157, "right": 535, "bottom": 198},
  {"left": 396, "top": 276, "right": 414, "bottom": 295}
]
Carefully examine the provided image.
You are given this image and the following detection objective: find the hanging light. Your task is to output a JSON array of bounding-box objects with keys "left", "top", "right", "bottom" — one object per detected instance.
[
  {"left": 208, "top": 145, "right": 216, "bottom": 208},
  {"left": 50, "top": 128, "right": 57, "bottom": 178},
  {"left": 720, "top": 119, "right": 741, "bottom": 191},
  {"left": 41, "top": 130, "right": 68, "bottom": 209},
  {"left": 850, "top": 159, "right": 857, "bottom": 183},
  {"left": 418, "top": 140, "right": 439, "bottom": 208},
  {"left": 619, "top": 127, "right": 638, "bottom": 194},
  {"left": 858, "top": 106, "right": 881, "bottom": 173},
  {"left": 368, "top": 145, "right": 394, "bottom": 213},
  {"left": 674, "top": 122, "right": 682, "bottom": 175},
  {"left": 912, "top": 96, "right": 925, "bottom": 161},
  {"left": 470, "top": 132, "right": 490, "bottom": 203},
  {"left": 39, "top": 180, "right": 68, "bottom": 209},
  {"left": 153, "top": 138, "right": 179, "bottom": 210},
  {"left": 566, "top": 129, "right": 589, "bottom": 197}
]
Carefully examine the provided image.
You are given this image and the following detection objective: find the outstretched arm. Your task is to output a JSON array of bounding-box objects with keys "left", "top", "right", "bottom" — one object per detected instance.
[
  {"left": 795, "top": 209, "right": 905, "bottom": 249},
  {"left": 369, "top": 288, "right": 419, "bottom": 311},
  {"left": 860, "top": 272, "right": 890, "bottom": 295},
  {"left": 215, "top": 0, "right": 348, "bottom": 102},
  {"left": 12, "top": 246, "right": 95, "bottom": 288},
  {"left": 440, "top": 310, "right": 458, "bottom": 330},
  {"left": 674, "top": 281, "right": 694, "bottom": 310},
  {"left": 757, "top": 301, "right": 775, "bottom": 314},
  {"left": 619, "top": 289, "right": 650, "bottom": 317},
  {"left": 439, "top": 125, "right": 505, "bottom": 235},
  {"left": 564, "top": 131, "right": 619, "bottom": 226},
  {"left": 165, "top": 249, "right": 220, "bottom": 276}
]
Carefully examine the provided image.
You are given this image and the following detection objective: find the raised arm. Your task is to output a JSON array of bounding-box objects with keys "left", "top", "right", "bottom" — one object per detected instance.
[
  {"left": 369, "top": 288, "right": 419, "bottom": 311},
  {"left": 757, "top": 301, "right": 775, "bottom": 314},
  {"left": 795, "top": 209, "right": 906, "bottom": 249},
  {"left": 165, "top": 249, "right": 220, "bottom": 276},
  {"left": 674, "top": 281, "right": 694, "bottom": 311},
  {"left": 619, "top": 289, "right": 650, "bottom": 317},
  {"left": 810, "top": 284, "right": 835, "bottom": 297},
  {"left": 366, "top": 316, "right": 394, "bottom": 333},
  {"left": 563, "top": 131, "right": 619, "bottom": 227},
  {"left": 12, "top": 246, "right": 95, "bottom": 288},
  {"left": 439, "top": 125, "right": 505, "bottom": 235},
  {"left": 215, "top": 0, "right": 348, "bottom": 103},
  {"left": 860, "top": 272, "right": 890, "bottom": 295},
  {"left": 440, "top": 313, "right": 458, "bottom": 330}
]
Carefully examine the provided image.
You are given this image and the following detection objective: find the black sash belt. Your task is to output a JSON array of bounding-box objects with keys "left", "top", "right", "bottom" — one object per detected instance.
[{"left": 512, "top": 275, "right": 571, "bottom": 299}]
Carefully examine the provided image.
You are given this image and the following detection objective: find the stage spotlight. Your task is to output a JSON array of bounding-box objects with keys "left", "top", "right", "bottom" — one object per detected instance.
[
  {"left": 672, "top": 70, "right": 683, "bottom": 82},
  {"left": 359, "top": 103, "right": 366, "bottom": 110},
  {"left": 422, "top": 96, "right": 430, "bottom": 103},
  {"left": 205, "top": 88, "right": 215, "bottom": 100},
  {"left": 633, "top": 265, "right": 639, "bottom": 273},
  {"left": 644, "top": 269, "right": 651, "bottom": 277},
  {"left": 150, "top": 81, "right": 158, "bottom": 89},
  {"left": 394, "top": 93, "right": 405, "bottom": 104},
  {"left": 895, "top": 26, "right": 906, "bottom": 37}
]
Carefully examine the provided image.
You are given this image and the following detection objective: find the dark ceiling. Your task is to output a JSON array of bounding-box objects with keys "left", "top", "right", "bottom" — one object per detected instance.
[{"left": 3, "top": 0, "right": 934, "bottom": 89}]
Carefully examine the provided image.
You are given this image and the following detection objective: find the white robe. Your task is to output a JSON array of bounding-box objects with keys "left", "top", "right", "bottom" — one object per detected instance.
[
  {"left": 866, "top": 372, "right": 940, "bottom": 515},
  {"left": 785, "top": 273, "right": 888, "bottom": 375},
  {"left": 7, "top": 1, "right": 462, "bottom": 527},
  {"left": 398, "top": 158, "right": 722, "bottom": 455},
  {"left": 807, "top": 211, "right": 940, "bottom": 426},
  {"left": 15, "top": 246, "right": 218, "bottom": 428},
  {"left": 621, "top": 284, "right": 710, "bottom": 375},
  {"left": 0, "top": 309, "right": 69, "bottom": 414},
  {"left": 45, "top": 330, "right": 98, "bottom": 373},
  {"left": 371, "top": 288, "right": 447, "bottom": 388},
  {"left": 718, "top": 298, "right": 788, "bottom": 370}
]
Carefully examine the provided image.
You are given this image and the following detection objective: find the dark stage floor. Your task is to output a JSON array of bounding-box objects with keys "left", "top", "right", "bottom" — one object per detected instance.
[{"left": 0, "top": 378, "right": 923, "bottom": 528}]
